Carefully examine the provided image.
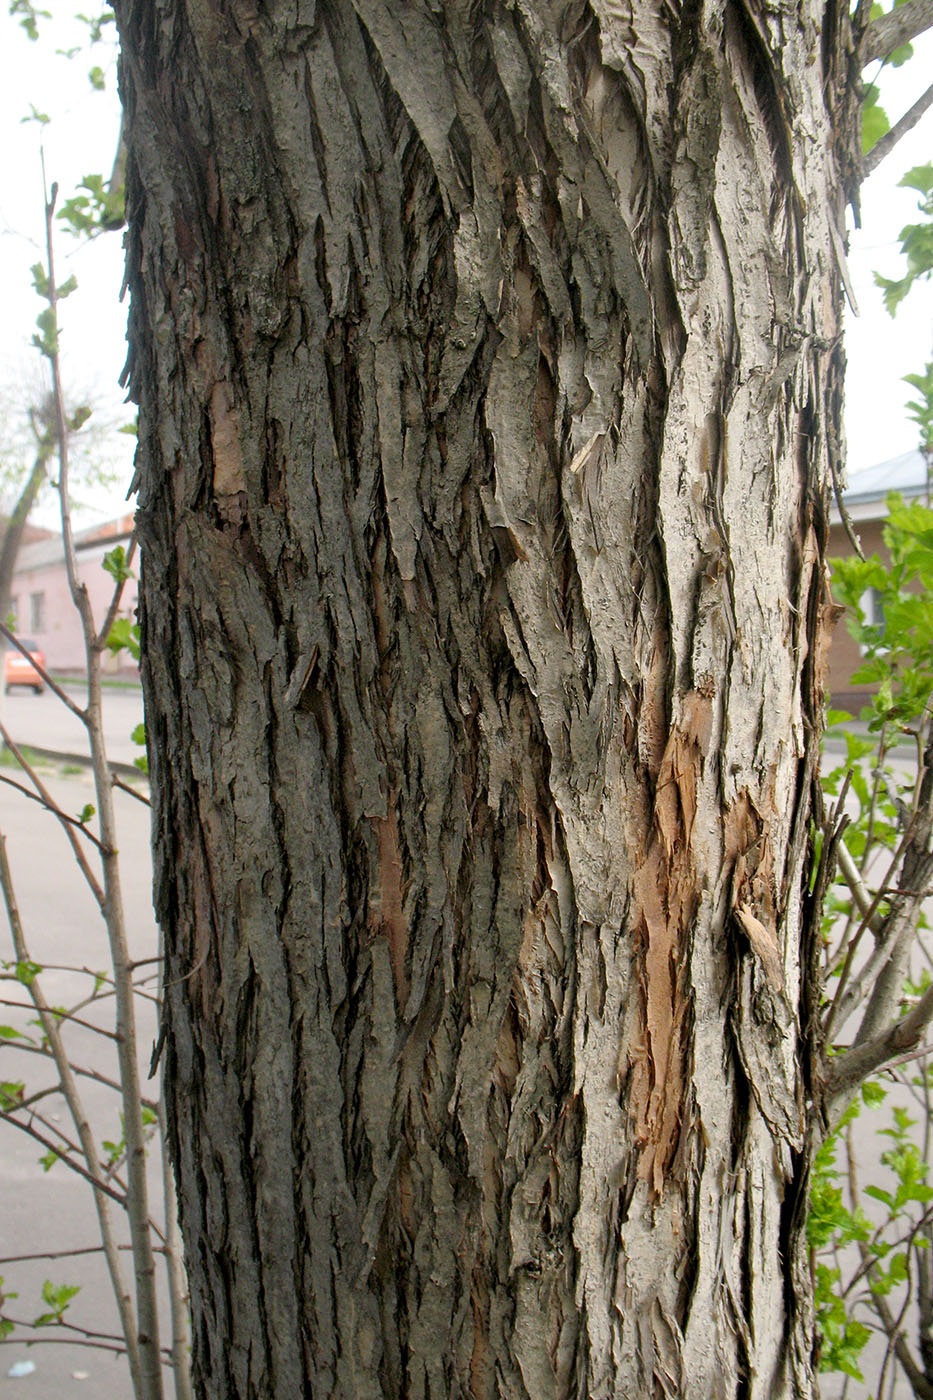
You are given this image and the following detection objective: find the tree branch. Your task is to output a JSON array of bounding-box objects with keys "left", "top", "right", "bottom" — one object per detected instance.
[
  {"left": 41, "top": 164, "right": 164, "bottom": 1400},
  {"left": 862, "top": 0, "right": 933, "bottom": 64},
  {"left": 863, "top": 79, "right": 933, "bottom": 178},
  {"left": 835, "top": 836, "right": 883, "bottom": 935},
  {"left": 0, "top": 722, "right": 106, "bottom": 908},
  {"left": 0, "top": 771, "right": 106, "bottom": 851},
  {"left": 825, "top": 979, "right": 933, "bottom": 1104},
  {"left": 113, "top": 772, "right": 151, "bottom": 806}
]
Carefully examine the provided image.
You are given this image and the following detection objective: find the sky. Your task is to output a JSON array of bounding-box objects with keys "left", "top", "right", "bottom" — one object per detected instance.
[{"left": 0, "top": 5, "right": 932, "bottom": 527}]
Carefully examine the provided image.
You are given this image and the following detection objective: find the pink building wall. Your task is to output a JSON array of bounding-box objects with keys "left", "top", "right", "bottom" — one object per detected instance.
[{"left": 10, "top": 515, "right": 139, "bottom": 675}]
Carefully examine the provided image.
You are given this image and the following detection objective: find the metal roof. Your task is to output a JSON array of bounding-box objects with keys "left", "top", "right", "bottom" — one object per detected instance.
[{"left": 842, "top": 449, "right": 929, "bottom": 504}]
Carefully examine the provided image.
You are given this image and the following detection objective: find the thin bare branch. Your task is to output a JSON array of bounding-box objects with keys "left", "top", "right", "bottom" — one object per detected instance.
[
  {"left": 0, "top": 1330, "right": 178, "bottom": 1365},
  {"left": 824, "top": 820, "right": 913, "bottom": 1042},
  {"left": 0, "top": 771, "right": 106, "bottom": 851},
  {"left": 0, "top": 1244, "right": 119, "bottom": 1264},
  {"left": 871, "top": 1041, "right": 933, "bottom": 1076},
  {"left": 0, "top": 1324, "right": 129, "bottom": 1356},
  {"left": 863, "top": 79, "right": 933, "bottom": 178},
  {"left": 114, "top": 772, "right": 151, "bottom": 807},
  {"left": 829, "top": 807, "right": 932, "bottom": 1043},
  {"left": 0, "top": 722, "right": 105, "bottom": 907},
  {"left": 42, "top": 162, "right": 164, "bottom": 1400},
  {"left": 1, "top": 1041, "right": 158, "bottom": 1106},
  {"left": 14, "top": 1084, "right": 61, "bottom": 1113},
  {"left": 0, "top": 830, "right": 140, "bottom": 1383},
  {"left": 0, "top": 996, "right": 118, "bottom": 1039},
  {"left": 829, "top": 443, "right": 865, "bottom": 558},
  {"left": 836, "top": 838, "right": 883, "bottom": 936},
  {"left": 0, "top": 1109, "right": 126, "bottom": 1206}
]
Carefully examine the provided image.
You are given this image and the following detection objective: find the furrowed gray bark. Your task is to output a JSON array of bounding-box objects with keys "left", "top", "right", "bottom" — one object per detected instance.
[{"left": 114, "top": 2, "right": 856, "bottom": 1396}]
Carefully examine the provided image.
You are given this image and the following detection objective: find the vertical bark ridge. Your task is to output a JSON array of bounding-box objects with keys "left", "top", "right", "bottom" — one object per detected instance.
[{"left": 116, "top": 0, "right": 853, "bottom": 1395}]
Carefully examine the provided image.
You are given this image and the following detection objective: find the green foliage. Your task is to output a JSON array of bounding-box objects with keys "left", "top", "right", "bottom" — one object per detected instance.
[
  {"left": 904, "top": 358, "right": 933, "bottom": 452},
  {"left": 34, "top": 1279, "right": 80, "bottom": 1326},
  {"left": 814, "top": 1267, "right": 872, "bottom": 1381},
  {"left": 13, "top": 959, "right": 41, "bottom": 987},
  {"left": 8, "top": 0, "right": 50, "bottom": 41},
  {"left": 58, "top": 173, "right": 125, "bottom": 237},
  {"left": 76, "top": 10, "right": 115, "bottom": 43},
  {"left": 102, "top": 1106, "right": 157, "bottom": 1171},
  {"left": 131, "top": 721, "right": 148, "bottom": 774},
  {"left": 809, "top": 1105, "right": 872, "bottom": 1251},
  {"left": 30, "top": 256, "right": 77, "bottom": 358},
  {"left": 20, "top": 100, "right": 50, "bottom": 125},
  {"left": 813, "top": 496, "right": 933, "bottom": 1391},
  {"left": 102, "top": 544, "right": 133, "bottom": 585},
  {"left": 31, "top": 306, "right": 59, "bottom": 357},
  {"left": 810, "top": 1086, "right": 933, "bottom": 1381},
  {"left": 831, "top": 493, "right": 933, "bottom": 730},
  {"left": 861, "top": 82, "right": 890, "bottom": 155},
  {"left": 0, "top": 1081, "right": 25, "bottom": 1109},
  {"left": 29, "top": 261, "right": 50, "bottom": 300},
  {"left": 0, "top": 1275, "right": 19, "bottom": 1341},
  {"left": 0, "top": 1024, "right": 32, "bottom": 1042},
  {"left": 809, "top": 1101, "right": 873, "bottom": 1379},
  {"left": 875, "top": 165, "right": 933, "bottom": 315},
  {"left": 858, "top": 3, "right": 917, "bottom": 152},
  {"left": 105, "top": 616, "right": 140, "bottom": 662}
]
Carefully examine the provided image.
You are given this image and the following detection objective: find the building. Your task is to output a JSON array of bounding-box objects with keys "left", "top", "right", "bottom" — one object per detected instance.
[
  {"left": 828, "top": 448, "right": 930, "bottom": 710},
  {"left": 9, "top": 513, "right": 139, "bottom": 675}
]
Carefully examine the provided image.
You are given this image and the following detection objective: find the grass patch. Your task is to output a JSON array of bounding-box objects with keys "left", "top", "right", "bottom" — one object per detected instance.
[
  {"left": 51, "top": 672, "right": 141, "bottom": 693},
  {"left": 0, "top": 743, "right": 42, "bottom": 769}
]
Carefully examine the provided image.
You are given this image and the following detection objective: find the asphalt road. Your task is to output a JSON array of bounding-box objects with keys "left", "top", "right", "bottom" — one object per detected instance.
[{"left": 0, "top": 685, "right": 145, "bottom": 768}]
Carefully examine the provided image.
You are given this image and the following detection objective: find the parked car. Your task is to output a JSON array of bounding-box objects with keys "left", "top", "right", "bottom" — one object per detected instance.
[{"left": 4, "top": 639, "right": 46, "bottom": 694}]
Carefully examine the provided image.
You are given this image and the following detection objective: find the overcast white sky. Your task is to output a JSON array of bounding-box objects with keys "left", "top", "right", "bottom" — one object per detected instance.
[{"left": 0, "top": 5, "right": 932, "bottom": 527}]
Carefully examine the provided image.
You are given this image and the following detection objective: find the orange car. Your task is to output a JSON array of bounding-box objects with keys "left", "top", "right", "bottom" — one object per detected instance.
[{"left": 5, "top": 639, "right": 46, "bottom": 694}]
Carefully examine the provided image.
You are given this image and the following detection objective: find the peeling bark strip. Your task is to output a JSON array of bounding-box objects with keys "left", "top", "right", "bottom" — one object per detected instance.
[{"left": 115, "top": 1, "right": 855, "bottom": 1396}]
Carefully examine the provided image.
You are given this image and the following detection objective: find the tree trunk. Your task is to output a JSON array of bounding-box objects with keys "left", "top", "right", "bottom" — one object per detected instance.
[{"left": 114, "top": 2, "right": 855, "bottom": 1395}]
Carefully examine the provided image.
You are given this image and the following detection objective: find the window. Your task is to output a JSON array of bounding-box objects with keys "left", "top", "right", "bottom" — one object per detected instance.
[
  {"left": 29, "top": 592, "right": 45, "bottom": 634},
  {"left": 859, "top": 587, "right": 885, "bottom": 653},
  {"left": 8, "top": 596, "right": 18, "bottom": 630}
]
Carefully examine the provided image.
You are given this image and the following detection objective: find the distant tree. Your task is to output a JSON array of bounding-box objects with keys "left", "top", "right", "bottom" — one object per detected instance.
[{"left": 0, "top": 391, "right": 95, "bottom": 624}]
